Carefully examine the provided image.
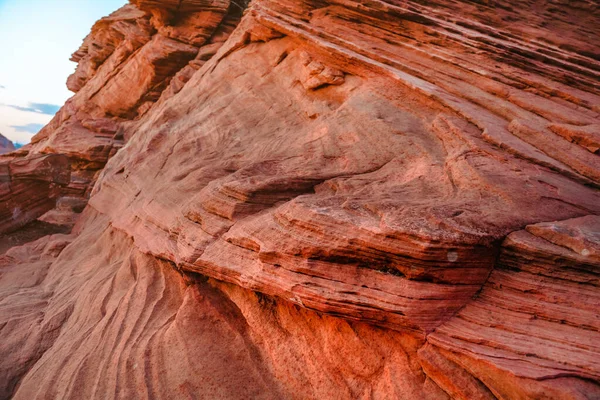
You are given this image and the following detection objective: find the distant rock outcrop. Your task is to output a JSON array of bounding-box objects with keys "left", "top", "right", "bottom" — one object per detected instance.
[
  {"left": 0, "top": 133, "right": 15, "bottom": 155},
  {"left": 0, "top": 0, "right": 599, "bottom": 399}
]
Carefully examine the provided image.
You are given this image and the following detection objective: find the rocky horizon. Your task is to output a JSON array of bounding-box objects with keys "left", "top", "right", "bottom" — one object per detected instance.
[
  {"left": 0, "top": 133, "right": 16, "bottom": 155},
  {"left": 1, "top": 0, "right": 599, "bottom": 398}
]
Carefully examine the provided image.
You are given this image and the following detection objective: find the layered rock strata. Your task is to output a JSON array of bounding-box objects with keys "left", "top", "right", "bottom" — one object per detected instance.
[
  {"left": 427, "top": 216, "right": 600, "bottom": 399},
  {"left": 0, "top": 155, "right": 70, "bottom": 234},
  {"left": 0, "top": 0, "right": 599, "bottom": 398}
]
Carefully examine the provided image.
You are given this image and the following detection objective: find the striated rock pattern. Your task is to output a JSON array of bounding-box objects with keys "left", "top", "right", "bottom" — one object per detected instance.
[
  {"left": 0, "top": 0, "right": 599, "bottom": 399},
  {"left": 428, "top": 216, "right": 600, "bottom": 399},
  {"left": 0, "top": 155, "right": 70, "bottom": 234}
]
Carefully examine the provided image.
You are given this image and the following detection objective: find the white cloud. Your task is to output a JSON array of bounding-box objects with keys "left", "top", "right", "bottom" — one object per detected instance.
[
  {"left": 0, "top": 0, "right": 127, "bottom": 144},
  {"left": 0, "top": 104, "right": 53, "bottom": 144}
]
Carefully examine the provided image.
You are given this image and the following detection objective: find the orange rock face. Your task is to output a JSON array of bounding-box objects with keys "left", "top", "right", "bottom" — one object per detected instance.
[{"left": 0, "top": 0, "right": 599, "bottom": 399}]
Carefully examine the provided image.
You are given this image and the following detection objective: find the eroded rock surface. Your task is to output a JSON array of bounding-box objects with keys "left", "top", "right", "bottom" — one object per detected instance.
[
  {"left": 428, "top": 216, "right": 600, "bottom": 399},
  {"left": 0, "top": 0, "right": 599, "bottom": 398},
  {"left": 0, "top": 155, "right": 70, "bottom": 234}
]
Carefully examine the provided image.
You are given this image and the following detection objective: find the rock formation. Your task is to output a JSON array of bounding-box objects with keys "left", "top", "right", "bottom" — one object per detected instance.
[
  {"left": 0, "top": 134, "right": 15, "bottom": 155},
  {"left": 0, "top": 0, "right": 599, "bottom": 399}
]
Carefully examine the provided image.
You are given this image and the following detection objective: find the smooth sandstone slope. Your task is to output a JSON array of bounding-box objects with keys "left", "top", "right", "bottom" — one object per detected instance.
[{"left": 0, "top": 0, "right": 599, "bottom": 399}]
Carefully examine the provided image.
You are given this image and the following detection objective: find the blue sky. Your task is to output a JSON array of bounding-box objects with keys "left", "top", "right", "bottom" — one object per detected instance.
[{"left": 0, "top": 0, "right": 127, "bottom": 144}]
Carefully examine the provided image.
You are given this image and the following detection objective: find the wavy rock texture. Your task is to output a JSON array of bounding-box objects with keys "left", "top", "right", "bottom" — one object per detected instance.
[{"left": 0, "top": 0, "right": 599, "bottom": 399}]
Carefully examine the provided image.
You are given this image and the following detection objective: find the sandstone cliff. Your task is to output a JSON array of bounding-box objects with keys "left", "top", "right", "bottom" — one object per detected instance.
[{"left": 1, "top": 0, "right": 599, "bottom": 399}]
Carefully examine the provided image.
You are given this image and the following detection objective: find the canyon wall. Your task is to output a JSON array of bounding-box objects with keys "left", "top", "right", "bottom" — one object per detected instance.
[{"left": 1, "top": 0, "right": 599, "bottom": 399}]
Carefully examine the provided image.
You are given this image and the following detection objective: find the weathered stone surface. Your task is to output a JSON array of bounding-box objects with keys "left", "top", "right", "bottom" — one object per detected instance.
[
  {"left": 0, "top": 155, "right": 70, "bottom": 234},
  {"left": 88, "top": 0, "right": 600, "bottom": 336},
  {"left": 0, "top": 0, "right": 599, "bottom": 398},
  {"left": 428, "top": 216, "right": 600, "bottom": 399},
  {"left": 67, "top": 4, "right": 153, "bottom": 93},
  {"left": 91, "top": 34, "right": 199, "bottom": 118},
  {"left": 0, "top": 212, "right": 446, "bottom": 399},
  {"left": 0, "top": 0, "right": 239, "bottom": 233}
]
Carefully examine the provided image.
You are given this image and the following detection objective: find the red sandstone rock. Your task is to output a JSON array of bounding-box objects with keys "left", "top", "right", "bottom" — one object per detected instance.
[
  {"left": 428, "top": 216, "right": 600, "bottom": 399},
  {"left": 67, "top": 5, "right": 153, "bottom": 93},
  {"left": 0, "top": 154, "right": 70, "bottom": 234},
  {"left": 0, "top": 0, "right": 599, "bottom": 398}
]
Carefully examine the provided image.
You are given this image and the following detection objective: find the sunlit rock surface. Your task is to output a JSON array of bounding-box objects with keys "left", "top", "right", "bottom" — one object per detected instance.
[{"left": 0, "top": 0, "right": 599, "bottom": 398}]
